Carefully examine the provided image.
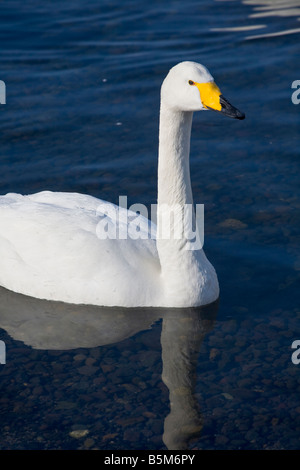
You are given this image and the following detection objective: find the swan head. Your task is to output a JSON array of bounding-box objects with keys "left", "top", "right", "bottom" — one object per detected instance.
[{"left": 161, "top": 61, "right": 245, "bottom": 120}]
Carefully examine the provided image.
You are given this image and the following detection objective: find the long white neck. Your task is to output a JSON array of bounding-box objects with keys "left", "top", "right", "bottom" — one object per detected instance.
[
  {"left": 157, "top": 104, "right": 194, "bottom": 207},
  {"left": 156, "top": 101, "right": 219, "bottom": 307}
]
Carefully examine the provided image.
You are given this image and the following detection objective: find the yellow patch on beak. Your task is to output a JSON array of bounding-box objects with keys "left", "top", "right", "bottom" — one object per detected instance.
[{"left": 194, "top": 81, "right": 222, "bottom": 111}]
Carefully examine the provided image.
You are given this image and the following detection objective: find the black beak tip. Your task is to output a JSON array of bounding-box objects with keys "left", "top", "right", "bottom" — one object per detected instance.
[
  {"left": 236, "top": 110, "right": 245, "bottom": 120},
  {"left": 219, "top": 95, "right": 245, "bottom": 120}
]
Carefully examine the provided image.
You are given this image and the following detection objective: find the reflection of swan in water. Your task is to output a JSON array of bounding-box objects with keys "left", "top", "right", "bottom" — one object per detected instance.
[
  {"left": 0, "top": 286, "right": 217, "bottom": 449},
  {"left": 161, "top": 303, "right": 217, "bottom": 449},
  {"left": 0, "top": 286, "right": 158, "bottom": 350}
]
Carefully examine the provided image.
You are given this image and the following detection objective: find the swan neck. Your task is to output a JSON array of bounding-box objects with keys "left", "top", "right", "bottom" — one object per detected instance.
[
  {"left": 158, "top": 104, "right": 194, "bottom": 207},
  {"left": 155, "top": 101, "right": 218, "bottom": 307}
]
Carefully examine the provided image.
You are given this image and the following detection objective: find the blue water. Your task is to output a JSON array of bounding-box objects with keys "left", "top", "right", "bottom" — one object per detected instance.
[{"left": 0, "top": 0, "right": 299, "bottom": 450}]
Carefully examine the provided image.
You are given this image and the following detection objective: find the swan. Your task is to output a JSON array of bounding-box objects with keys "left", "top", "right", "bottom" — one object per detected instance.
[{"left": 0, "top": 61, "right": 244, "bottom": 308}]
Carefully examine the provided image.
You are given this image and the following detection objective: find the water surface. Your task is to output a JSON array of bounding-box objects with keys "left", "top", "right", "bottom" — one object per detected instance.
[{"left": 0, "top": 0, "right": 299, "bottom": 450}]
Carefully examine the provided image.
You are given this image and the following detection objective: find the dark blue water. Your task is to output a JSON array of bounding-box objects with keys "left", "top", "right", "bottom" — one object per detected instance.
[{"left": 0, "top": 0, "right": 299, "bottom": 450}]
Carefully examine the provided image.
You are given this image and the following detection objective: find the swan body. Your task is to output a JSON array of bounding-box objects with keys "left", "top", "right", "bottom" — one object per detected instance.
[{"left": 0, "top": 62, "right": 244, "bottom": 308}]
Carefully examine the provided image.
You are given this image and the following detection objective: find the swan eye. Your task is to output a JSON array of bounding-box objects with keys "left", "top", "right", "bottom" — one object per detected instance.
[{"left": 188, "top": 80, "right": 195, "bottom": 86}]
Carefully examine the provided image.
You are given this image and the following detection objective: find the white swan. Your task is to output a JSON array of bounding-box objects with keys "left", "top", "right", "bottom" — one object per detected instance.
[{"left": 0, "top": 61, "right": 244, "bottom": 308}]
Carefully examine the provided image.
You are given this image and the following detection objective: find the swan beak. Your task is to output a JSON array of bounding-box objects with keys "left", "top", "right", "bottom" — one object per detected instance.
[
  {"left": 219, "top": 94, "right": 245, "bottom": 120},
  {"left": 195, "top": 81, "right": 245, "bottom": 120}
]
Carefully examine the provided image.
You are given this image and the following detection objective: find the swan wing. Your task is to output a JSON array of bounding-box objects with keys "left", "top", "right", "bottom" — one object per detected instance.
[{"left": 0, "top": 191, "right": 160, "bottom": 306}]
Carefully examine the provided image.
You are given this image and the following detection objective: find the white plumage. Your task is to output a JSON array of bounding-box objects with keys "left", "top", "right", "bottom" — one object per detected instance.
[
  {"left": 0, "top": 191, "right": 160, "bottom": 307},
  {"left": 0, "top": 62, "right": 244, "bottom": 307}
]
